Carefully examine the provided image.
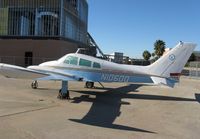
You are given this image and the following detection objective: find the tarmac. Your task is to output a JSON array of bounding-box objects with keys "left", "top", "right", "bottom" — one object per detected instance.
[{"left": 0, "top": 75, "right": 200, "bottom": 139}]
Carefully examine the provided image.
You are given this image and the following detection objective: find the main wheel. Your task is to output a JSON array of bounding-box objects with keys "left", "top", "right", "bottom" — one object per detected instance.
[
  {"left": 31, "top": 81, "right": 38, "bottom": 89},
  {"left": 85, "top": 82, "right": 94, "bottom": 88}
]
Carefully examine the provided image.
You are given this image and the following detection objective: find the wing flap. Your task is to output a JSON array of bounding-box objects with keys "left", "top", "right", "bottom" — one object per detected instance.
[{"left": 37, "top": 74, "right": 79, "bottom": 81}]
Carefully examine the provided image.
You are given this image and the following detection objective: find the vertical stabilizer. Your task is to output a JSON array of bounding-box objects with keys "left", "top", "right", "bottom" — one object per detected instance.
[{"left": 148, "top": 42, "right": 196, "bottom": 86}]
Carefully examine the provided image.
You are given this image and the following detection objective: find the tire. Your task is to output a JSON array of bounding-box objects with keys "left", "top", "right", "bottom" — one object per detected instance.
[
  {"left": 85, "top": 82, "right": 94, "bottom": 88},
  {"left": 57, "top": 90, "right": 70, "bottom": 100},
  {"left": 31, "top": 81, "right": 38, "bottom": 89}
]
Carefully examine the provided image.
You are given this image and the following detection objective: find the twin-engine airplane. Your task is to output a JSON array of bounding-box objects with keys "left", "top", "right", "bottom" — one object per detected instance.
[{"left": 0, "top": 42, "right": 196, "bottom": 99}]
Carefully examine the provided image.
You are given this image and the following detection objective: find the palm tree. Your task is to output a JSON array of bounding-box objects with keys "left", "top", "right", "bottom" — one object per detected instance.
[
  {"left": 151, "top": 53, "right": 155, "bottom": 57},
  {"left": 154, "top": 40, "right": 166, "bottom": 58},
  {"left": 143, "top": 50, "right": 151, "bottom": 61}
]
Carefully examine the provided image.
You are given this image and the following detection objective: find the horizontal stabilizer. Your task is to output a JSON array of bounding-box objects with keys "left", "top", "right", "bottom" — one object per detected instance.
[{"left": 151, "top": 76, "right": 177, "bottom": 88}]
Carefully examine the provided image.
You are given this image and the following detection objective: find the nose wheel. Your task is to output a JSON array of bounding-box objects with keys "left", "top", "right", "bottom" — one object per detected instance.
[
  {"left": 57, "top": 89, "right": 70, "bottom": 99},
  {"left": 31, "top": 81, "right": 38, "bottom": 89},
  {"left": 85, "top": 81, "right": 94, "bottom": 88},
  {"left": 57, "top": 81, "right": 70, "bottom": 100}
]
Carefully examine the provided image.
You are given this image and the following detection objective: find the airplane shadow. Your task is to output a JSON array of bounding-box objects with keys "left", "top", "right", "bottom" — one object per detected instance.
[
  {"left": 69, "top": 84, "right": 200, "bottom": 133},
  {"left": 69, "top": 84, "right": 155, "bottom": 133}
]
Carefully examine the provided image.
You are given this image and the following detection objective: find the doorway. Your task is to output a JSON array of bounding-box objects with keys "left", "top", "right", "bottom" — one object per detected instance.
[{"left": 25, "top": 52, "right": 33, "bottom": 67}]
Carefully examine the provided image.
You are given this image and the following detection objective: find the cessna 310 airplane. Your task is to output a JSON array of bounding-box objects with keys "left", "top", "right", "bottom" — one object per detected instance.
[{"left": 0, "top": 42, "right": 196, "bottom": 99}]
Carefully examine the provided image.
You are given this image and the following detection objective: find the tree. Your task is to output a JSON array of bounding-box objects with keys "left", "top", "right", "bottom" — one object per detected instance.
[
  {"left": 154, "top": 40, "right": 166, "bottom": 58},
  {"left": 151, "top": 53, "right": 155, "bottom": 57},
  {"left": 143, "top": 50, "right": 151, "bottom": 61}
]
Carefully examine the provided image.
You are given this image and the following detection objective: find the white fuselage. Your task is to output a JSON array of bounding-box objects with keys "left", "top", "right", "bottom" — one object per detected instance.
[{"left": 28, "top": 53, "right": 151, "bottom": 83}]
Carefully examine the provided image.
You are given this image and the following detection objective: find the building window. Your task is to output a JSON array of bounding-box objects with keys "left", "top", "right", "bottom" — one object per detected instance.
[
  {"left": 79, "top": 58, "right": 91, "bottom": 67},
  {"left": 93, "top": 62, "right": 101, "bottom": 69},
  {"left": 64, "top": 56, "right": 78, "bottom": 65},
  {"left": 0, "top": 0, "right": 88, "bottom": 44},
  {"left": 0, "top": 8, "right": 9, "bottom": 35}
]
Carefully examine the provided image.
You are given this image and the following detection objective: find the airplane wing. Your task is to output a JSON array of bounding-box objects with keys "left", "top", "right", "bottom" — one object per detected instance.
[{"left": 0, "top": 63, "right": 83, "bottom": 81}]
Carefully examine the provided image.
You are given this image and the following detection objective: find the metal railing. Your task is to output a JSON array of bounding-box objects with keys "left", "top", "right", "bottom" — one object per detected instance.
[
  {"left": 183, "top": 61, "right": 200, "bottom": 79},
  {"left": 188, "top": 62, "right": 200, "bottom": 78}
]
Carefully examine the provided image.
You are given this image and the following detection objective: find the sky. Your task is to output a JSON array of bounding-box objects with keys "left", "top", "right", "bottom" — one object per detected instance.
[{"left": 87, "top": 0, "right": 200, "bottom": 58}]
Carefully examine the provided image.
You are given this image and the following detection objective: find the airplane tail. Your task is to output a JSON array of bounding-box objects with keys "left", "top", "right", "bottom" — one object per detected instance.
[{"left": 148, "top": 42, "right": 196, "bottom": 87}]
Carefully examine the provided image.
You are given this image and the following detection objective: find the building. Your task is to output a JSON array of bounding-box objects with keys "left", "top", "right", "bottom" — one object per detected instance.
[
  {"left": 0, "top": 0, "right": 88, "bottom": 66},
  {"left": 106, "top": 52, "right": 124, "bottom": 64},
  {"left": 193, "top": 51, "right": 200, "bottom": 61}
]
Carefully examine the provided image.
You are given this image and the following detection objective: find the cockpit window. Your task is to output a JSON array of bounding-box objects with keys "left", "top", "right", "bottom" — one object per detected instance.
[
  {"left": 79, "top": 58, "right": 92, "bottom": 67},
  {"left": 93, "top": 62, "right": 101, "bottom": 69},
  {"left": 64, "top": 56, "right": 78, "bottom": 65}
]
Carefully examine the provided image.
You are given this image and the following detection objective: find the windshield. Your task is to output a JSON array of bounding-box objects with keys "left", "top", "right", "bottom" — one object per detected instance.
[{"left": 64, "top": 56, "right": 78, "bottom": 65}]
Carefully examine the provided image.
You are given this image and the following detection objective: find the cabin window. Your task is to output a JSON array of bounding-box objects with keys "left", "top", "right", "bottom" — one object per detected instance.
[
  {"left": 93, "top": 62, "right": 101, "bottom": 69},
  {"left": 64, "top": 56, "right": 78, "bottom": 65},
  {"left": 79, "top": 58, "right": 92, "bottom": 67}
]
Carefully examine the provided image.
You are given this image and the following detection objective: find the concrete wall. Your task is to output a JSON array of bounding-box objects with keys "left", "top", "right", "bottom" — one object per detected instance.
[{"left": 0, "top": 39, "right": 79, "bottom": 66}]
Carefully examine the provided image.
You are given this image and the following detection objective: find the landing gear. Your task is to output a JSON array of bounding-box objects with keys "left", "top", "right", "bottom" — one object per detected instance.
[
  {"left": 31, "top": 81, "right": 38, "bottom": 89},
  {"left": 57, "top": 81, "right": 70, "bottom": 100},
  {"left": 85, "top": 81, "right": 94, "bottom": 88},
  {"left": 57, "top": 89, "right": 70, "bottom": 99}
]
